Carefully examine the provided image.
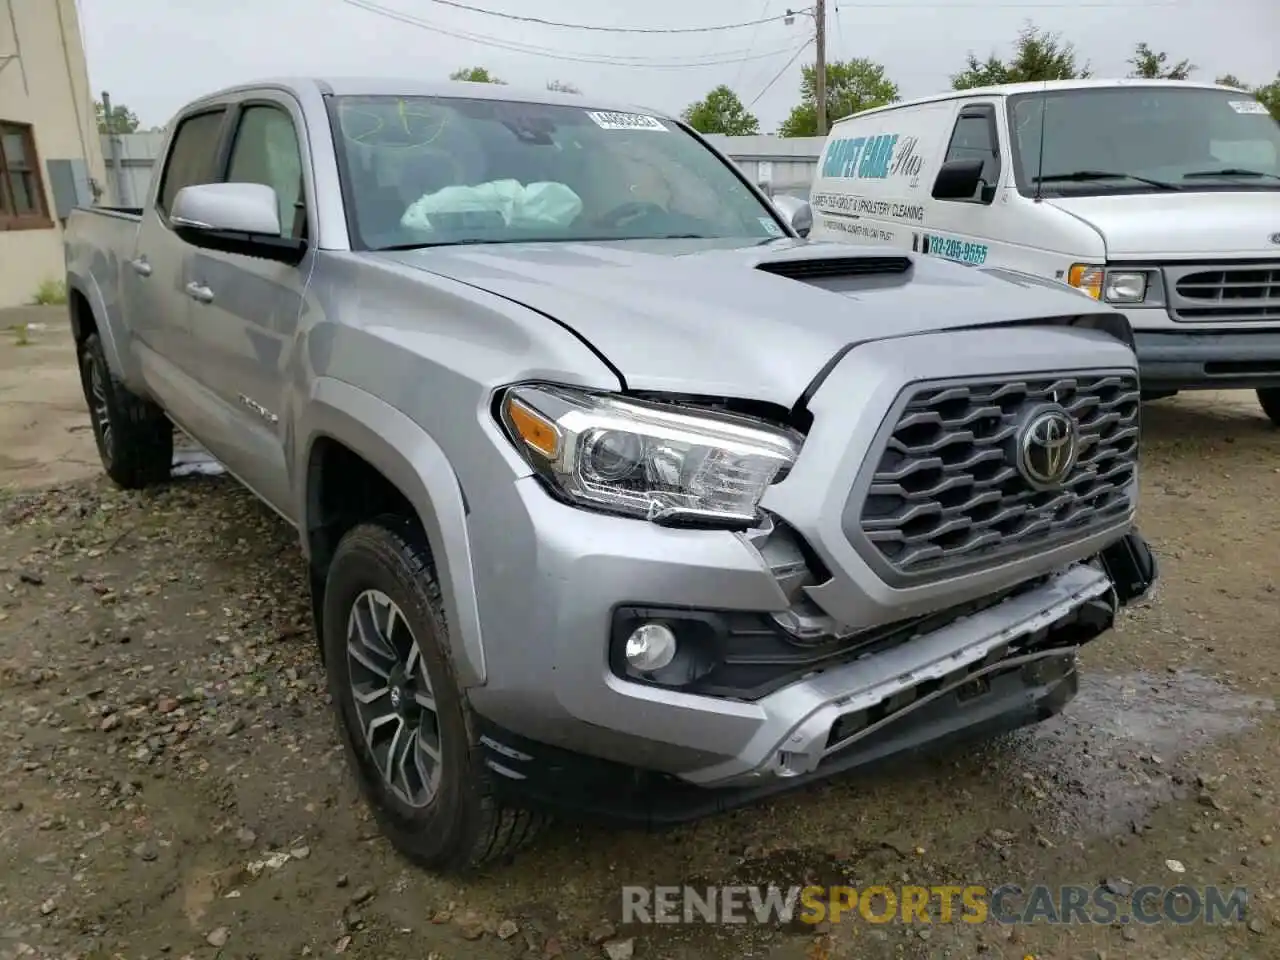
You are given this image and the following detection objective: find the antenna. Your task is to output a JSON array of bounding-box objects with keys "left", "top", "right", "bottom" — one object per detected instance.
[{"left": 1032, "top": 79, "right": 1049, "bottom": 203}]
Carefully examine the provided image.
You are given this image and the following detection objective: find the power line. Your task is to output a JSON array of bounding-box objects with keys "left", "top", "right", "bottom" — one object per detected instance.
[
  {"left": 338, "top": 0, "right": 805, "bottom": 68},
  {"left": 750, "top": 39, "right": 813, "bottom": 107},
  {"left": 836, "top": 0, "right": 1181, "bottom": 6},
  {"left": 733, "top": 0, "right": 775, "bottom": 92},
  {"left": 411, "top": 0, "right": 810, "bottom": 34}
]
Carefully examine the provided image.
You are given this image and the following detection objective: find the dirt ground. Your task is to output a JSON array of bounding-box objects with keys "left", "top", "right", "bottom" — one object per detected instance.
[{"left": 1, "top": 314, "right": 1278, "bottom": 960}]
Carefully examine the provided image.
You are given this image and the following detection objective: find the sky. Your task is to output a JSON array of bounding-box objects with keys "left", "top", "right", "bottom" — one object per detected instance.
[{"left": 78, "top": 0, "right": 1278, "bottom": 131}]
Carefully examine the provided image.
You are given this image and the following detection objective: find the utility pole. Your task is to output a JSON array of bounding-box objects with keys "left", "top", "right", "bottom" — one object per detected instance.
[
  {"left": 101, "top": 90, "right": 129, "bottom": 207},
  {"left": 814, "top": 0, "right": 827, "bottom": 136}
]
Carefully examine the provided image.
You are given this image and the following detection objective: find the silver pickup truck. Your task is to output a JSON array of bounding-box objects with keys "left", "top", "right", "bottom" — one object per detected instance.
[{"left": 63, "top": 77, "right": 1157, "bottom": 872}]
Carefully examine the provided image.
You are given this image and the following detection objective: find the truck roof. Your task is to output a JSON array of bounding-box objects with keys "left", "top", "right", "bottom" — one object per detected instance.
[
  {"left": 184, "top": 76, "right": 673, "bottom": 122},
  {"left": 832, "top": 77, "right": 1252, "bottom": 127}
]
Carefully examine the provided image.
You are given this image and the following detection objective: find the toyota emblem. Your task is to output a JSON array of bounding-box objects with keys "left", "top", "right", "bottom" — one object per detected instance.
[{"left": 1018, "top": 406, "right": 1079, "bottom": 490}]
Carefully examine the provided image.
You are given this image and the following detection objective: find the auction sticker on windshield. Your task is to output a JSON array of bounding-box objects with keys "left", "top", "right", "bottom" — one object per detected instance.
[
  {"left": 1228, "top": 100, "right": 1269, "bottom": 115},
  {"left": 587, "top": 111, "right": 668, "bottom": 131}
]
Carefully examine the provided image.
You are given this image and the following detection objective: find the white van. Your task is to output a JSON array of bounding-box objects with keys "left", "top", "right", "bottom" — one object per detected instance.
[{"left": 807, "top": 78, "right": 1280, "bottom": 423}]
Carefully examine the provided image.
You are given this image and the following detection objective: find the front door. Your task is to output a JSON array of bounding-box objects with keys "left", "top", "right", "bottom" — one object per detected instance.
[{"left": 179, "top": 97, "right": 313, "bottom": 521}]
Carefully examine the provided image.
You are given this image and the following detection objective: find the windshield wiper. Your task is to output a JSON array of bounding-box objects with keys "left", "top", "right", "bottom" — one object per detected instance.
[
  {"left": 1032, "top": 170, "right": 1181, "bottom": 191},
  {"left": 1183, "top": 168, "right": 1280, "bottom": 181}
]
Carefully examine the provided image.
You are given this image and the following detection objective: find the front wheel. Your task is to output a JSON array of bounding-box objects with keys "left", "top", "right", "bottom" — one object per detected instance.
[
  {"left": 77, "top": 332, "right": 173, "bottom": 489},
  {"left": 1257, "top": 388, "right": 1280, "bottom": 426},
  {"left": 321, "top": 517, "right": 544, "bottom": 872}
]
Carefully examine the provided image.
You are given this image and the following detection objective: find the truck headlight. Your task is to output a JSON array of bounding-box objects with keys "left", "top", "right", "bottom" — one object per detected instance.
[
  {"left": 1067, "top": 264, "right": 1152, "bottom": 304},
  {"left": 499, "top": 384, "right": 802, "bottom": 527}
]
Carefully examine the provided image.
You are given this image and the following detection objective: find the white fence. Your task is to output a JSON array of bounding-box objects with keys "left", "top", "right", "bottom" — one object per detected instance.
[{"left": 100, "top": 132, "right": 825, "bottom": 207}]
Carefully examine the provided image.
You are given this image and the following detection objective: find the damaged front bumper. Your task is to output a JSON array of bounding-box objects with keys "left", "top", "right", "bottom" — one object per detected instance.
[{"left": 475, "top": 531, "right": 1157, "bottom": 825}]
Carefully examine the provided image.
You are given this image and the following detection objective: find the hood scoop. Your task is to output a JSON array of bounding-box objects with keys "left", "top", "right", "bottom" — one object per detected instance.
[{"left": 755, "top": 255, "right": 912, "bottom": 282}]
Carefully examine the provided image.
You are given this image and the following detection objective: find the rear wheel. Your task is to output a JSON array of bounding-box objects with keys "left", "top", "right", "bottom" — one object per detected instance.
[
  {"left": 322, "top": 517, "right": 544, "bottom": 872},
  {"left": 77, "top": 332, "right": 173, "bottom": 489},
  {"left": 1258, "top": 388, "right": 1280, "bottom": 426}
]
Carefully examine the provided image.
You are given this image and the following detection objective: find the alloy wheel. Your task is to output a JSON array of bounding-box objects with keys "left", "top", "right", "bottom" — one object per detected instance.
[{"left": 345, "top": 589, "right": 443, "bottom": 808}]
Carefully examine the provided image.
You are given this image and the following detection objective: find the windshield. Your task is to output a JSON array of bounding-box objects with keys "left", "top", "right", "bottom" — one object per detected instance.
[
  {"left": 1006, "top": 87, "right": 1280, "bottom": 196},
  {"left": 328, "top": 95, "right": 785, "bottom": 250}
]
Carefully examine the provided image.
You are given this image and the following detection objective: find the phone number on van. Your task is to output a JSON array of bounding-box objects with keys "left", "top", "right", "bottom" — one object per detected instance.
[{"left": 923, "top": 234, "right": 989, "bottom": 266}]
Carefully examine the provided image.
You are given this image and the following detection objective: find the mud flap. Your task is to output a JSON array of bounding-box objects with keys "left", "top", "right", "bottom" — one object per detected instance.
[{"left": 1099, "top": 529, "right": 1159, "bottom": 606}]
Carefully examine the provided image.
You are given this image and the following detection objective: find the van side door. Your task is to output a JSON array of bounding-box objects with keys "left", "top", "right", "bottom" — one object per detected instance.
[{"left": 915, "top": 100, "right": 1014, "bottom": 269}]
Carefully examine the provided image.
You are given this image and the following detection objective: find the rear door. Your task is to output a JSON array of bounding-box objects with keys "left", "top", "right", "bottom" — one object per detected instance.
[{"left": 126, "top": 107, "right": 230, "bottom": 413}]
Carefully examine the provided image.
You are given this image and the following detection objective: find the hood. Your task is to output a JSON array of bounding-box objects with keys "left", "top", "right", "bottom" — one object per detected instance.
[
  {"left": 1047, "top": 191, "right": 1280, "bottom": 258},
  {"left": 379, "top": 238, "right": 1116, "bottom": 406}
]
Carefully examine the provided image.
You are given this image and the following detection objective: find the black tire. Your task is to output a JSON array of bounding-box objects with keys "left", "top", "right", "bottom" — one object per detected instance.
[
  {"left": 322, "top": 516, "right": 544, "bottom": 872},
  {"left": 1258, "top": 388, "right": 1280, "bottom": 427},
  {"left": 77, "top": 332, "right": 173, "bottom": 489}
]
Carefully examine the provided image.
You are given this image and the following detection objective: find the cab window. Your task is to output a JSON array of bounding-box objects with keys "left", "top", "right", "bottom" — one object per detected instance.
[
  {"left": 157, "top": 109, "right": 227, "bottom": 217},
  {"left": 939, "top": 104, "right": 1001, "bottom": 202},
  {"left": 226, "top": 104, "right": 307, "bottom": 239}
]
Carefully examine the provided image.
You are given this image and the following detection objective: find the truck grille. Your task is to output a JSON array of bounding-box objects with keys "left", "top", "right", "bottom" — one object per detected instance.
[
  {"left": 854, "top": 373, "right": 1139, "bottom": 582},
  {"left": 1168, "top": 262, "right": 1280, "bottom": 322}
]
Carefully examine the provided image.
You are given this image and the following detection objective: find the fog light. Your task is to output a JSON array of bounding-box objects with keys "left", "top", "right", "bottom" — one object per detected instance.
[{"left": 624, "top": 623, "right": 677, "bottom": 672}]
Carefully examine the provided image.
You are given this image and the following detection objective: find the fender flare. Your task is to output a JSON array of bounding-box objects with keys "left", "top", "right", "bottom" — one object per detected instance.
[
  {"left": 297, "top": 378, "right": 486, "bottom": 688},
  {"left": 65, "top": 270, "right": 128, "bottom": 381}
]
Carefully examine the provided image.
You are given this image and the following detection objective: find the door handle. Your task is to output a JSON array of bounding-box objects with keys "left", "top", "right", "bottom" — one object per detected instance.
[
  {"left": 129, "top": 257, "right": 152, "bottom": 278},
  {"left": 184, "top": 281, "right": 214, "bottom": 304}
]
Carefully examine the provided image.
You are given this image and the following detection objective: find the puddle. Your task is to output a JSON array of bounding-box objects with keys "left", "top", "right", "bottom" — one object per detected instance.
[{"left": 1012, "top": 669, "right": 1273, "bottom": 836}]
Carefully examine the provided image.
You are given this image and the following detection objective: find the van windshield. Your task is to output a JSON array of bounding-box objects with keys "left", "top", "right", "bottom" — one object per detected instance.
[
  {"left": 328, "top": 95, "right": 784, "bottom": 250},
  {"left": 1006, "top": 87, "right": 1280, "bottom": 196}
]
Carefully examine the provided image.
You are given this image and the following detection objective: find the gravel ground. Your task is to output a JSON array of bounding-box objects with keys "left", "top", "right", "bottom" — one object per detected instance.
[{"left": 1, "top": 371, "right": 1278, "bottom": 958}]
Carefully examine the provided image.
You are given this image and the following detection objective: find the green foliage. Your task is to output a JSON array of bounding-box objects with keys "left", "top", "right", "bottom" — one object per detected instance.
[
  {"left": 1215, "top": 72, "right": 1280, "bottom": 119},
  {"left": 546, "top": 80, "right": 581, "bottom": 94},
  {"left": 1128, "top": 42, "right": 1195, "bottom": 79},
  {"left": 681, "top": 85, "right": 760, "bottom": 136},
  {"left": 450, "top": 66, "right": 505, "bottom": 84},
  {"left": 32, "top": 279, "right": 67, "bottom": 306},
  {"left": 94, "top": 101, "right": 140, "bottom": 134},
  {"left": 951, "top": 22, "right": 1090, "bottom": 90},
  {"left": 779, "top": 59, "right": 899, "bottom": 136}
]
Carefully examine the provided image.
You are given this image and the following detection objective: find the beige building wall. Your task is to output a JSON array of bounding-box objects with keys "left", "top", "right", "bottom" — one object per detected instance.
[{"left": 0, "top": 0, "right": 105, "bottom": 308}]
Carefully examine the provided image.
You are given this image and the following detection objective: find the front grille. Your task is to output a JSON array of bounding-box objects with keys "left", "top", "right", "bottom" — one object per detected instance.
[
  {"left": 854, "top": 373, "right": 1139, "bottom": 582},
  {"left": 1169, "top": 263, "right": 1280, "bottom": 322}
]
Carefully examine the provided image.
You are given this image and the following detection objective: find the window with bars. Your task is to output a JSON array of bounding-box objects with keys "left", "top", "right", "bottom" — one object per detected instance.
[{"left": 0, "top": 121, "right": 53, "bottom": 230}]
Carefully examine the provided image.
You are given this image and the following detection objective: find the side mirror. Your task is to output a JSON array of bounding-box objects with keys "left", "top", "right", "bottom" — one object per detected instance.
[
  {"left": 770, "top": 194, "right": 813, "bottom": 238},
  {"left": 170, "top": 183, "right": 305, "bottom": 265},
  {"left": 931, "top": 158, "right": 985, "bottom": 201}
]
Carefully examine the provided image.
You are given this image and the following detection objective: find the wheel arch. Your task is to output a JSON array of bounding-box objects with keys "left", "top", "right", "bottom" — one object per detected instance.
[{"left": 298, "top": 377, "right": 486, "bottom": 688}]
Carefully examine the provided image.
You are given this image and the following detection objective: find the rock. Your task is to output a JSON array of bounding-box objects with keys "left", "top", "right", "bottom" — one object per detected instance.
[
  {"left": 1103, "top": 879, "right": 1133, "bottom": 897},
  {"left": 588, "top": 921, "right": 617, "bottom": 944},
  {"left": 235, "top": 827, "right": 257, "bottom": 849},
  {"left": 343, "top": 908, "right": 363, "bottom": 931},
  {"left": 39, "top": 899, "right": 56, "bottom": 916},
  {"left": 458, "top": 916, "right": 486, "bottom": 941},
  {"left": 6, "top": 799, "right": 22, "bottom": 812},
  {"left": 990, "top": 828, "right": 1016, "bottom": 842},
  {"left": 206, "top": 927, "right": 230, "bottom": 947},
  {"left": 543, "top": 936, "right": 564, "bottom": 957},
  {"left": 603, "top": 938, "right": 635, "bottom": 960},
  {"left": 156, "top": 697, "right": 179, "bottom": 714},
  {"left": 133, "top": 841, "right": 158, "bottom": 862},
  {"left": 1121, "top": 926, "right": 1138, "bottom": 942},
  {"left": 497, "top": 919, "right": 519, "bottom": 940},
  {"left": 1165, "top": 858, "right": 1186, "bottom": 874},
  {"left": 336, "top": 874, "right": 349, "bottom": 888},
  {"left": 289, "top": 845, "right": 310, "bottom": 860},
  {"left": 1247, "top": 918, "right": 1266, "bottom": 934},
  {"left": 1262, "top": 834, "right": 1274, "bottom": 847},
  {"left": 18, "top": 571, "right": 44, "bottom": 586},
  {"left": 100, "top": 715, "right": 121, "bottom": 732},
  {"left": 350, "top": 884, "right": 375, "bottom": 906}
]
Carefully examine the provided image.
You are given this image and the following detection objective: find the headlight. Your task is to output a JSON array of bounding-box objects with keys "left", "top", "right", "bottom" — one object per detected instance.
[
  {"left": 1103, "top": 271, "right": 1148, "bottom": 303},
  {"left": 499, "top": 384, "right": 802, "bottom": 527},
  {"left": 1067, "top": 264, "right": 1153, "bottom": 304}
]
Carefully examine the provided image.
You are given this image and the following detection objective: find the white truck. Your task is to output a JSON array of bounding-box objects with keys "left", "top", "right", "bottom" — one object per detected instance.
[{"left": 807, "top": 78, "right": 1280, "bottom": 422}]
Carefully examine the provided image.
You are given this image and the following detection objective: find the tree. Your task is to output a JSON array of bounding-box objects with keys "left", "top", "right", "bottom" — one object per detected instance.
[
  {"left": 95, "top": 100, "right": 140, "bottom": 134},
  {"left": 1216, "top": 74, "right": 1247, "bottom": 89},
  {"left": 951, "top": 22, "right": 1090, "bottom": 90},
  {"left": 546, "top": 80, "right": 581, "bottom": 94},
  {"left": 1128, "top": 42, "right": 1195, "bottom": 79},
  {"left": 681, "top": 85, "right": 759, "bottom": 136},
  {"left": 779, "top": 59, "right": 898, "bottom": 137},
  {"left": 450, "top": 66, "right": 504, "bottom": 84}
]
